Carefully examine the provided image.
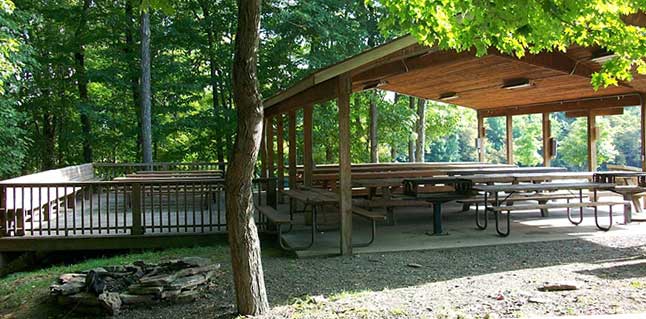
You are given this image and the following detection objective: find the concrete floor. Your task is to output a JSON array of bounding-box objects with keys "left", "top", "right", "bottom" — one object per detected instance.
[{"left": 280, "top": 199, "right": 646, "bottom": 258}]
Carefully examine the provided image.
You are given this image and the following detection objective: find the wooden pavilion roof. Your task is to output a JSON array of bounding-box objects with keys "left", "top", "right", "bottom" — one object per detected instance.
[{"left": 264, "top": 16, "right": 646, "bottom": 117}]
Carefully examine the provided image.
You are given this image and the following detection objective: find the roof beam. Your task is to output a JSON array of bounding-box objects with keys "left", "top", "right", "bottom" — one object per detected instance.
[
  {"left": 352, "top": 49, "right": 475, "bottom": 91},
  {"left": 479, "top": 94, "right": 641, "bottom": 117},
  {"left": 264, "top": 77, "right": 337, "bottom": 117}
]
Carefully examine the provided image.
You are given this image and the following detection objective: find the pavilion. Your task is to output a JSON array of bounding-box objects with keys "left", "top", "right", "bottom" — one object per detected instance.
[{"left": 261, "top": 14, "right": 646, "bottom": 256}]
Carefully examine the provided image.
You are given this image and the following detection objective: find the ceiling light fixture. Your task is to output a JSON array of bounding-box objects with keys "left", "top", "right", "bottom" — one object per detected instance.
[
  {"left": 590, "top": 51, "right": 616, "bottom": 64},
  {"left": 439, "top": 92, "right": 459, "bottom": 101},
  {"left": 502, "top": 78, "right": 532, "bottom": 90}
]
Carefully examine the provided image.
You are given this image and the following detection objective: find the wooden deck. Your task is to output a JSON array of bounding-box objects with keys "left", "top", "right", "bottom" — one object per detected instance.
[{"left": 0, "top": 179, "right": 235, "bottom": 252}]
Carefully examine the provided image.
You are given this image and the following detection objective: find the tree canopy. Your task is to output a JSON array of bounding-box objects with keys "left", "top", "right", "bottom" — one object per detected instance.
[{"left": 377, "top": 0, "right": 646, "bottom": 89}]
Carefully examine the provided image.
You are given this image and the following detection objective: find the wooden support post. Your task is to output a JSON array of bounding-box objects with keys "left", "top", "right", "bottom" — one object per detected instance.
[
  {"left": 131, "top": 184, "right": 144, "bottom": 235},
  {"left": 542, "top": 112, "right": 551, "bottom": 167},
  {"left": 641, "top": 94, "right": 646, "bottom": 172},
  {"left": 587, "top": 113, "right": 597, "bottom": 171},
  {"left": 288, "top": 111, "right": 297, "bottom": 189},
  {"left": 266, "top": 117, "right": 275, "bottom": 178},
  {"left": 506, "top": 114, "right": 513, "bottom": 165},
  {"left": 277, "top": 115, "right": 285, "bottom": 197},
  {"left": 477, "top": 114, "right": 486, "bottom": 162},
  {"left": 337, "top": 74, "right": 352, "bottom": 256},
  {"left": 303, "top": 105, "right": 313, "bottom": 186},
  {"left": 259, "top": 122, "right": 267, "bottom": 179}
]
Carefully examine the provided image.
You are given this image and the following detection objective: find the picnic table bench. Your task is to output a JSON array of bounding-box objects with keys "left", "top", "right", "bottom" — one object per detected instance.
[
  {"left": 474, "top": 182, "right": 622, "bottom": 237},
  {"left": 256, "top": 187, "right": 386, "bottom": 251},
  {"left": 593, "top": 171, "right": 646, "bottom": 221}
]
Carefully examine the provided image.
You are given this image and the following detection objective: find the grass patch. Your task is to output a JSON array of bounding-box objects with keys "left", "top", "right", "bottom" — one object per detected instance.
[{"left": 0, "top": 244, "right": 229, "bottom": 318}]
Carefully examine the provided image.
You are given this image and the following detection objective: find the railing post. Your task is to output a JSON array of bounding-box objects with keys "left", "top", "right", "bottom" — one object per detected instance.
[
  {"left": 131, "top": 183, "right": 144, "bottom": 235},
  {"left": 267, "top": 178, "right": 277, "bottom": 209}
]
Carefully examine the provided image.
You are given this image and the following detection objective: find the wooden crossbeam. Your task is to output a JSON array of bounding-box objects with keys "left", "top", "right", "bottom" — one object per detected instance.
[
  {"left": 565, "top": 108, "right": 624, "bottom": 118},
  {"left": 479, "top": 94, "right": 641, "bottom": 117}
]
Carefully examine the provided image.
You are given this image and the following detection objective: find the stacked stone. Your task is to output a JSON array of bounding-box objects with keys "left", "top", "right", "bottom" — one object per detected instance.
[{"left": 50, "top": 257, "right": 219, "bottom": 316}]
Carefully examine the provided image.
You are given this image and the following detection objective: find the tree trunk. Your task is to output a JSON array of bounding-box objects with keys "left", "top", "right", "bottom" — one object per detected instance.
[
  {"left": 369, "top": 91, "right": 378, "bottom": 163},
  {"left": 125, "top": 0, "right": 142, "bottom": 158},
  {"left": 391, "top": 145, "right": 397, "bottom": 162},
  {"left": 225, "top": 0, "right": 269, "bottom": 315},
  {"left": 75, "top": 0, "right": 92, "bottom": 163},
  {"left": 408, "top": 96, "right": 415, "bottom": 162},
  {"left": 415, "top": 99, "right": 426, "bottom": 162},
  {"left": 140, "top": 9, "right": 153, "bottom": 165},
  {"left": 42, "top": 112, "right": 56, "bottom": 170},
  {"left": 198, "top": 0, "right": 226, "bottom": 168}
]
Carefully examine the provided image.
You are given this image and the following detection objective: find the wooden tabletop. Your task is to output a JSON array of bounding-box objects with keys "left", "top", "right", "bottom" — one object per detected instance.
[
  {"left": 594, "top": 171, "right": 646, "bottom": 177},
  {"left": 446, "top": 167, "right": 566, "bottom": 176},
  {"left": 281, "top": 187, "right": 339, "bottom": 204},
  {"left": 474, "top": 182, "right": 615, "bottom": 193},
  {"left": 352, "top": 178, "right": 404, "bottom": 187},
  {"left": 466, "top": 172, "right": 592, "bottom": 184}
]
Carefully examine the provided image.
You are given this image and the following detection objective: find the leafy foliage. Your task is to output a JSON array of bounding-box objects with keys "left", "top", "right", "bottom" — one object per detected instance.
[{"left": 377, "top": 0, "right": 646, "bottom": 89}]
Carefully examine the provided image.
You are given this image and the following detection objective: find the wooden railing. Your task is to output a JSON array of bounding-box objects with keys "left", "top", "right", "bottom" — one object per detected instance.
[
  {"left": 93, "top": 162, "right": 227, "bottom": 180},
  {"left": 0, "top": 179, "right": 226, "bottom": 238}
]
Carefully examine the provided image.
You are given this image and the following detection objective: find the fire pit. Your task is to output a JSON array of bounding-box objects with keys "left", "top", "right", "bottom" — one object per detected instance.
[{"left": 50, "top": 257, "right": 220, "bottom": 315}]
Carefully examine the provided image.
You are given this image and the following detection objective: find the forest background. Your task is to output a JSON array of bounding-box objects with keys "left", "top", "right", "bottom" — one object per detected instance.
[{"left": 0, "top": 0, "right": 640, "bottom": 179}]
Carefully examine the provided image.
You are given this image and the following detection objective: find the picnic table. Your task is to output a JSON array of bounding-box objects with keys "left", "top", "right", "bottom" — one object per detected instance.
[
  {"left": 401, "top": 177, "right": 475, "bottom": 235},
  {"left": 594, "top": 171, "right": 646, "bottom": 220},
  {"left": 474, "top": 182, "right": 619, "bottom": 236},
  {"left": 275, "top": 187, "right": 384, "bottom": 250}
]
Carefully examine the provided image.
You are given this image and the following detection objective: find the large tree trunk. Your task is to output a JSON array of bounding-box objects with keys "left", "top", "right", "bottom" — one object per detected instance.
[
  {"left": 140, "top": 9, "right": 153, "bottom": 165},
  {"left": 125, "top": 0, "right": 142, "bottom": 158},
  {"left": 408, "top": 96, "right": 415, "bottom": 162},
  {"left": 369, "top": 92, "right": 378, "bottom": 163},
  {"left": 75, "top": 0, "right": 92, "bottom": 163},
  {"left": 225, "top": 0, "right": 269, "bottom": 315},
  {"left": 415, "top": 99, "right": 426, "bottom": 162}
]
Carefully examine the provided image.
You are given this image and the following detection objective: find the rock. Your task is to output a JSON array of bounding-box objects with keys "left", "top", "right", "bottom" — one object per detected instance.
[
  {"left": 119, "top": 293, "right": 157, "bottom": 305},
  {"left": 160, "top": 289, "right": 182, "bottom": 300},
  {"left": 168, "top": 274, "right": 207, "bottom": 291},
  {"left": 98, "top": 292, "right": 122, "bottom": 315},
  {"left": 127, "top": 284, "right": 164, "bottom": 296},
  {"left": 407, "top": 263, "right": 423, "bottom": 268},
  {"left": 59, "top": 273, "right": 85, "bottom": 284},
  {"left": 483, "top": 313, "right": 499, "bottom": 319},
  {"left": 538, "top": 281, "right": 578, "bottom": 292},
  {"left": 138, "top": 273, "right": 177, "bottom": 286},
  {"left": 528, "top": 296, "right": 549, "bottom": 304},
  {"left": 495, "top": 293, "right": 505, "bottom": 301},
  {"left": 180, "top": 257, "right": 211, "bottom": 268},
  {"left": 174, "top": 264, "right": 220, "bottom": 278},
  {"left": 50, "top": 281, "right": 85, "bottom": 296},
  {"left": 311, "top": 295, "right": 327, "bottom": 304}
]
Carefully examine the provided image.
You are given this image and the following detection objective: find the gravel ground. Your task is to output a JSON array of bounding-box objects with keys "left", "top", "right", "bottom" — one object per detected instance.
[{"left": 118, "top": 233, "right": 646, "bottom": 319}]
